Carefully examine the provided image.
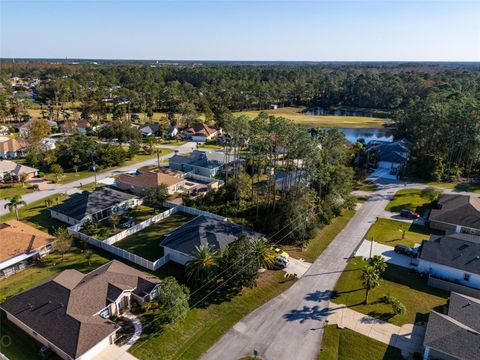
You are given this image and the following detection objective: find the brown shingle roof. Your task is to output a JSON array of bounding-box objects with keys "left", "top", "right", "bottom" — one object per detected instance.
[
  {"left": 1, "top": 260, "right": 160, "bottom": 359},
  {"left": 117, "top": 169, "right": 183, "bottom": 189},
  {"left": 0, "top": 138, "right": 24, "bottom": 153},
  {"left": 188, "top": 123, "right": 218, "bottom": 137},
  {"left": 0, "top": 220, "right": 54, "bottom": 263},
  {"left": 429, "top": 194, "right": 480, "bottom": 230}
]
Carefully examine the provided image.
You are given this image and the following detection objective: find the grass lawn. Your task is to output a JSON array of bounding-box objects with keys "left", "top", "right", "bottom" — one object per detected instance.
[
  {"left": 385, "top": 189, "right": 432, "bottom": 214},
  {"left": 332, "top": 258, "right": 448, "bottom": 325},
  {"left": 198, "top": 144, "right": 223, "bottom": 151},
  {"left": 366, "top": 218, "right": 441, "bottom": 248},
  {"left": 0, "top": 183, "right": 35, "bottom": 199},
  {"left": 0, "top": 193, "right": 67, "bottom": 234},
  {"left": 129, "top": 270, "right": 296, "bottom": 360},
  {"left": 235, "top": 107, "right": 389, "bottom": 128},
  {"left": 286, "top": 209, "right": 356, "bottom": 263},
  {"left": 318, "top": 325, "right": 404, "bottom": 360},
  {"left": 162, "top": 140, "right": 187, "bottom": 146},
  {"left": 114, "top": 212, "right": 195, "bottom": 261},
  {"left": 425, "top": 181, "right": 480, "bottom": 193}
]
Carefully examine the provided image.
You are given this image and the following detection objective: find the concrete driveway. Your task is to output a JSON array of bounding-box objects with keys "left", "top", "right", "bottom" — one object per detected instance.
[
  {"left": 355, "top": 240, "right": 418, "bottom": 268},
  {"left": 93, "top": 345, "right": 138, "bottom": 360},
  {"left": 283, "top": 258, "right": 312, "bottom": 278}
]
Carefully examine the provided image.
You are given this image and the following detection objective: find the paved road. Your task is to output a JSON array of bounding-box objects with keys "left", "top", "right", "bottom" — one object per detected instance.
[
  {"left": 0, "top": 142, "right": 197, "bottom": 216},
  {"left": 200, "top": 188, "right": 397, "bottom": 360}
]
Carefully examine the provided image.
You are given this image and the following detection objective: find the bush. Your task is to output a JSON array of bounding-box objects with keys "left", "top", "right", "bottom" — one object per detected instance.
[{"left": 421, "top": 187, "right": 442, "bottom": 202}]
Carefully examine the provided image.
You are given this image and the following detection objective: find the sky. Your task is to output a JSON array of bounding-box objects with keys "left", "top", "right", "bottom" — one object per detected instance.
[{"left": 1, "top": 0, "right": 479, "bottom": 61}]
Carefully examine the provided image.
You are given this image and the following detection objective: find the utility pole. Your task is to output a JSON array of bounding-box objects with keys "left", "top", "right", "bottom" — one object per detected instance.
[{"left": 92, "top": 151, "right": 97, "bottom": 188}]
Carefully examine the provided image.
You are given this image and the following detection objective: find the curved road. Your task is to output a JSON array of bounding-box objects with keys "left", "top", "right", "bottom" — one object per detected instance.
[{"left": 0, "top": 143, "right": 197, "bottom": 216}]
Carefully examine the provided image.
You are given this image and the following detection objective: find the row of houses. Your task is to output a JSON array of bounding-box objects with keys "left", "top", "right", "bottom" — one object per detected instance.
[{"left": 137, "top": 122, "right": 219, "bottom": 142}]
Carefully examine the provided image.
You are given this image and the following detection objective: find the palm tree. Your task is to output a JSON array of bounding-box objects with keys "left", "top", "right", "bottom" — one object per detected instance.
[
  {"left": 367, "top": 255, "right": 387, "bottom": 274},
  {"left": 4, "top": 195, "right": 26, "bottom": 220},
  {"left": 361, "top": 266, "right": 380, "bottom": 304},
  {"left": 251, "top": 237, "right": 276, "bottom": 269},
  {"left": 186, "top": 244, "right": 219, "bottom": 287}
]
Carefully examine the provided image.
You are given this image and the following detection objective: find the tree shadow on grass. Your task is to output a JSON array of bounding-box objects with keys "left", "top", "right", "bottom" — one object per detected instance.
[{"left": 367, "top": 311, "right": 395, "bottom": 322}]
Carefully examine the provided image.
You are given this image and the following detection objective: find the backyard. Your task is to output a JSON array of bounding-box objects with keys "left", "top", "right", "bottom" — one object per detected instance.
[
  {"left": 366, "top": 218, "right": 442, "bottom": 248},
  {"left": 318, "top": 325, "right": 404, "bottom": 360},
  {"left": 332, "top": 257, "right": 448, "bottom": 325},
  {"left": 385, "top": 188, "right": 434, "bottom": 214},
  {"left": 114, "top": 212, "right": 195, "bottom": 261}
]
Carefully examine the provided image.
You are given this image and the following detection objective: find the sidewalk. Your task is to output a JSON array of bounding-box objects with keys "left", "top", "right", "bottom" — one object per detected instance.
[
  {"left": 121, "top": 312, "right": 143, "bottom": 350},
  {"left": 325, "top": 302, "right": 425, "bottom": 355}
]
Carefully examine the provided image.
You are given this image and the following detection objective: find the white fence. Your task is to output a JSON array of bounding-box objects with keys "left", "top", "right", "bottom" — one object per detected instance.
[{"left": 68, "top": 204, "right": 225, "bottom": 271}]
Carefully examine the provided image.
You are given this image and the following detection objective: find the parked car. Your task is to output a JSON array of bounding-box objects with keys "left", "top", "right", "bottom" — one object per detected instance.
[
  {"left": 272, "top": 256, "right": 289, "bottom": 270},
  {"left": 272, "top": 247, "right": 289, "bottom": 259},
  {"left": 400, "top": 209, "right": 420, "bottom": 219},
  {"left": 119, "top": 217, "right": 135, "bottom": 228},
  {"left": 394, "top": 244, "right": 417, "bottom": 257}
]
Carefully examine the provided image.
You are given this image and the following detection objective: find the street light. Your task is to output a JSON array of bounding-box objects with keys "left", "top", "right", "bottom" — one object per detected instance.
[{"left": 91, "top": 150, "right": 97, "bottom": 187}]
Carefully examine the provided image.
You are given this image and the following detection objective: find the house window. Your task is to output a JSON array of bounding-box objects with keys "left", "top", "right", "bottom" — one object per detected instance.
[{"left": 464, "top": 273, "right": 471, "bottom": 281}]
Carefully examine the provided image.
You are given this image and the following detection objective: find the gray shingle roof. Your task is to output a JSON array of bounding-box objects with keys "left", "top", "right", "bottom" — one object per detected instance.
[
  {"left": 419, "top": 233, "right": 480, "bottom": 275},
  {"left": 169, "top": 150, "right": 232, "bottom": 170},
  {"left": 51, "top": 187, "right": 137, "bottom": 221},
  {"left": 430, "top": 194, "right": 480, "bottom": 230},
  {"left": 424, "top": 293, "right": 480, "bottom": 360},
  {"left": 161, "top": 215, "right": 261, "bottom": 255}
]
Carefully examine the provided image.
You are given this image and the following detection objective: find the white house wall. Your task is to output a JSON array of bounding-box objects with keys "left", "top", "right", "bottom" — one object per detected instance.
[
  {"left": 164, "top": 247, "right": 192, "bottom": 265},
  {"left": 417, "top": 259, "right": 480, "bottom": 289}
]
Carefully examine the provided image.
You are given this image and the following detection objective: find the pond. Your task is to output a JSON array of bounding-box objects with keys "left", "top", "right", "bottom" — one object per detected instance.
[
  {"left": 320, "top": 127, "right": 394, "bottom": 143},
  {"left": 305, "top": 106, "right": 389, "bottom": 118}
]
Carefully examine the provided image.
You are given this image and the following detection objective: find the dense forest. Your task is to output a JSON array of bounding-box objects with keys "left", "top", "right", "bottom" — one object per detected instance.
[{"left": 1, "top": 62, "right": 480, "bottom": 181}]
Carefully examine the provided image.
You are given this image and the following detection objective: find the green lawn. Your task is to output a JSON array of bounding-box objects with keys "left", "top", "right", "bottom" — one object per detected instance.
[
  {"left": 332, "top": 258, "right": 448, "bottom": 325},
  {"left": 129, "top": 270, "right": 295, "bottom": 360},
  {"left": 286, "top": 209, "right": 356, "bottom": 262},
  {"left": 162, "top": 140, "right": 187, "bottom": 146},
  {"left": 366, "top": 218, "right": 440, "bottom": 248},
  {"left": 385, "top": 189, "right": 433, "bottom": 214},
  {"left": 198, "top": 144, "right": 223, "bottom": 151},
  {"left": 0, "top": 183, "right": 35, "bottom": 199},
  {"left": 425, "top": 181, "right": 480, "bottom": 193},
  {"left": 114, "top": 212, "right": 195, "bottom": 261},
  {"left": 235, "top": 107, "right": 389, "bottom": 128},
  {"left": 318, "top": 325, "right": 404, "bottom": 360},
  {"left": 0, "top": 194, "right": 67, "bottom": 234}
]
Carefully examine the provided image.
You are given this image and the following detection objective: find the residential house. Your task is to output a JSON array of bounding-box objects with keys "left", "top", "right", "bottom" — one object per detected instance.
[
  {"left": 184, "top": 123, "right": 219, "bottom": 142},
  {"left": 138, "top": 123, "right": 161, "bottom": 138},
  {"left": 274, "top": 170, "right": 309, "bottom": 193},
  {"left": 76, "top": 120, "right": 92, "bottom": 135},
  {"left": 161, "top": 215, "right": 262, "bottom": 265},
  {"left": 0, "top": 137, "right": 25, "bottom": 159},
  {"left": 41, "top": 137, "right": 57, "bottom": 151},
  {"left": 0, "top": 260, "right": 160, "bottom": 360},
  {"left": 169, "top": 150, "right": 230, "bottom": 178},
  {"left": 166, "top": 126, "right": 179, "bottom": 138},
  {"left": 0, "top": 159, "right": 38, "bottom": 181},
  {"left": 50, "top": 187, "right": 140, "bottom": 226},
  {"left": 367, "top": 139, "right": 411, "bottom": 170},
  {"left": 0, "top": 220, "right": 55, "bottom": 278},
  {"left": 429, "top": 194, "right": 480, "bottom": 234},
  {"left": 0, "top": 125, "right": 9, "bottom": 136},
  {"left": 19, "top": 119, "right": 57, "bottom": 137},
  {"left": 415, "top": 233, "right": 480, "bottom": 294},
  {"left": 423, "top": 292, "right": 480, "bottom": 360},
  {"left": 116, "top": 168, "right": 185, "bottom": 195}
]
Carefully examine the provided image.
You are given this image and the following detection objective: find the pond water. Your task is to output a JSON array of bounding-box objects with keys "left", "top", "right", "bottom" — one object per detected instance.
[
  {"left": 305, "top": 106, "right": 389, "bottom": 118},
  {"left": 321, "top": 127, "right": 394, "bottom": 144}
]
